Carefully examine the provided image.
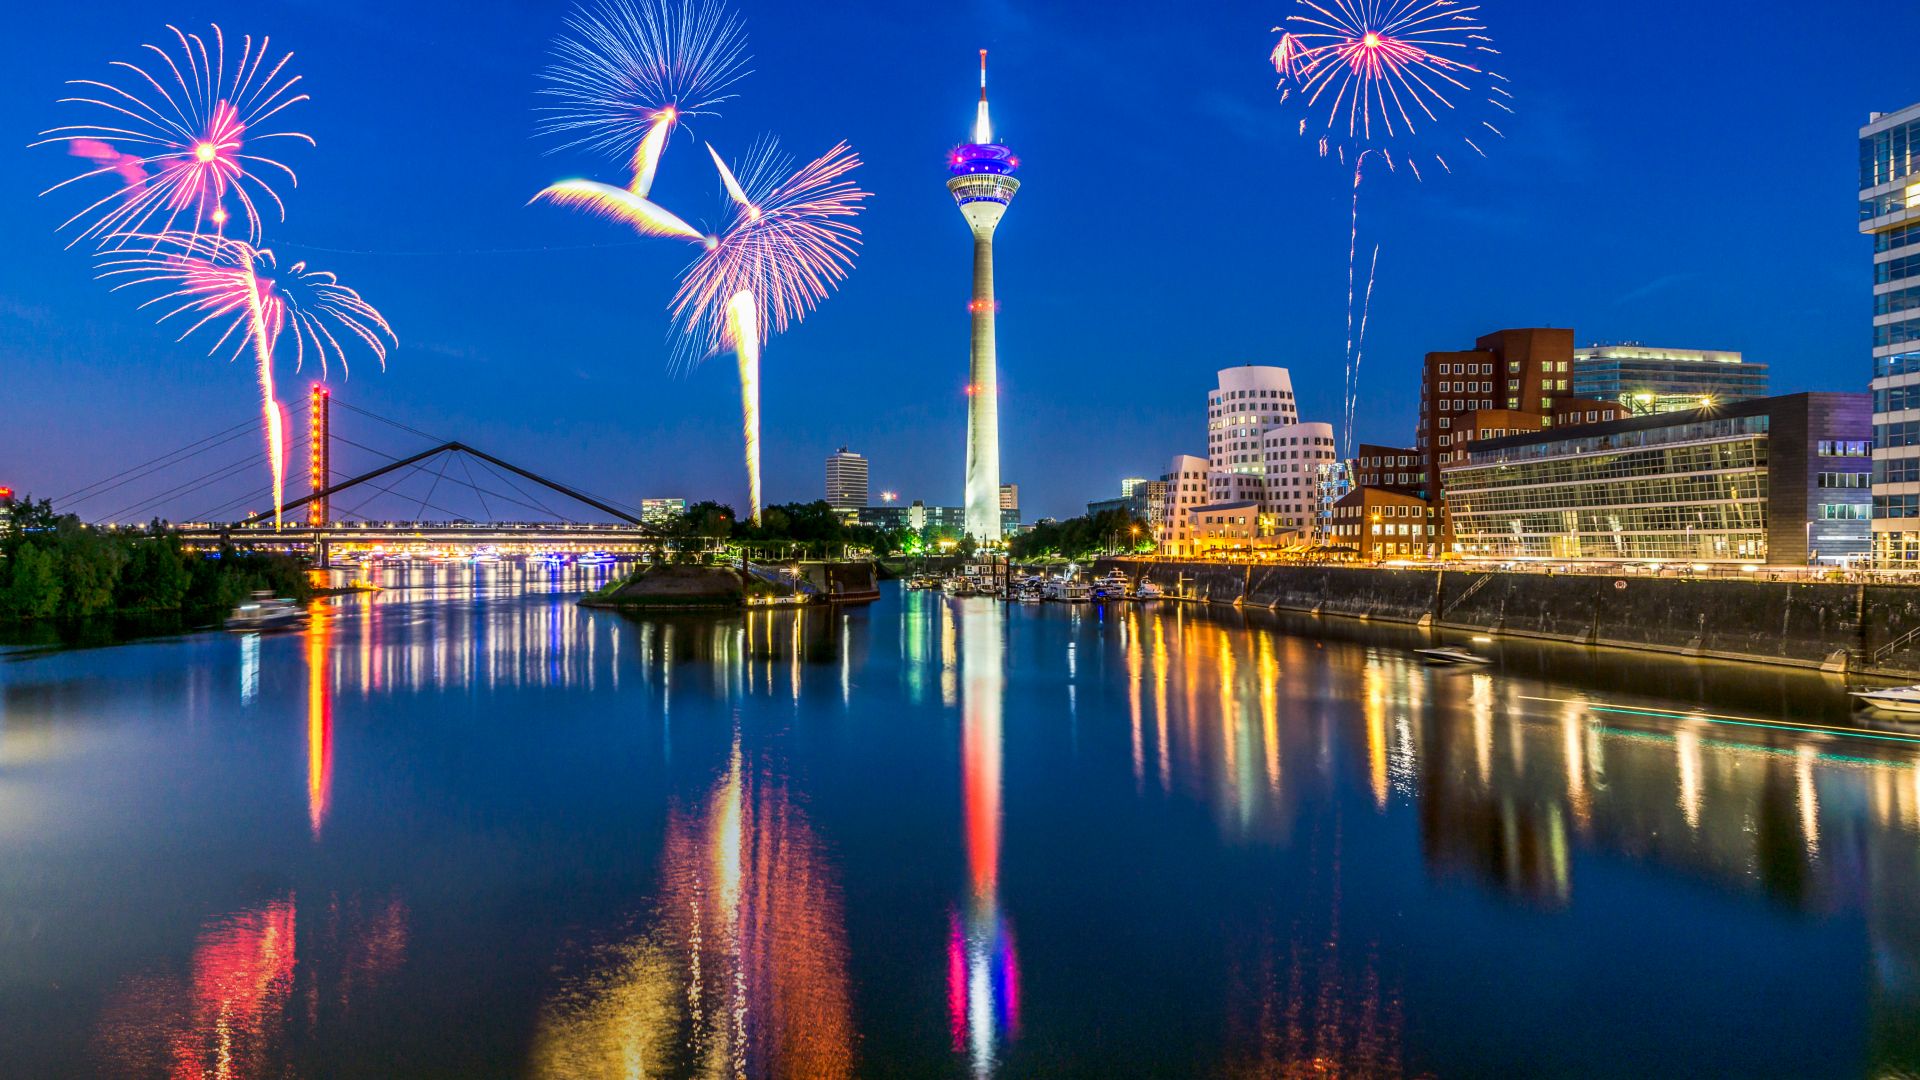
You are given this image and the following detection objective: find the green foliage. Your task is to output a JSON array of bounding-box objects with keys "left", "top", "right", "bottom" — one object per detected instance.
[
  {"left": 1008, "top": 509, "right": 1152, "bottom": 561},
  {"left": 0, "top": 495, "right": 310, "bottom": 623}
]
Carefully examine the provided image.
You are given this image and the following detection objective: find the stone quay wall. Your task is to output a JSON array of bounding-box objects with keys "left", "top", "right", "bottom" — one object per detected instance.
[{"left": 1098, "top": 559, "right": 1920, "bottom": 676}]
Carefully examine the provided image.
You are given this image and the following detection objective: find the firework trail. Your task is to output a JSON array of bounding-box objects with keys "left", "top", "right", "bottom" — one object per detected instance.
[
  {"left": 537, "top": 0, "right": 751, "bottom": 195},
  {"left": 672, "top": 138, "right": 868, "bottom": 525},
  {"left": 34, "top": 24, "right": 312, "bottom": 249},
  {"left": 1270, "top": 0, "right": 1510, "bottom": 458},
  {"left": 96, "top": 232, "right": 395, "bottom": 528}
]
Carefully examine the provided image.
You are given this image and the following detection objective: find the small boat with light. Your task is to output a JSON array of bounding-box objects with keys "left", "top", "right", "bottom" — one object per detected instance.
[
  {"left": 1133, "top": 578, "right": 1164, "bottom": 601},
  {"left": 1850, "top": 684, "right": 1920, "bottom": 715},
  {"left": 1415, "top": 646, "right": 1491, "bottom": 666},
  {"left": 224, "top": 593, "right": 307, "bottom": 633},
  {"left": 1092, "top": 570, "right": 1131, "bottom": 601}
]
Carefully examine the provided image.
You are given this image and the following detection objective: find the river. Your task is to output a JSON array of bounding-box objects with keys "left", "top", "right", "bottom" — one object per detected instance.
[{"left": 1, "top": 564, "right": 1917, "bottom": 1077}]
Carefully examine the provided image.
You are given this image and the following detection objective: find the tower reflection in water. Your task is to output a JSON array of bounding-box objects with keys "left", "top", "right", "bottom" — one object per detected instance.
[
  {"left": 530, "top": 733, "right": 854, "bottom": 1078},
  {"left": 948, "top": 599, "right": 1019, "bottom": 1075},
  {"left": 93, "top": 892, "right": 409, "bottom": 1076}
]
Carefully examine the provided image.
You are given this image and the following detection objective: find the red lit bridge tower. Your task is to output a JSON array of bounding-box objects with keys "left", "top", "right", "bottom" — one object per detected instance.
[{"left": 309, "top": 383, "right": 330, "bottom": 528}]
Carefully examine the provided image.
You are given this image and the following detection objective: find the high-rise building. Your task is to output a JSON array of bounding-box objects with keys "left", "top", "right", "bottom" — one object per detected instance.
[
  {"left": 824, "top": 447, "right": 868, "bottom": 510},
  {"left": 949, "top": 51, "right": 1019, "bottom": 544},
  {"left": 1862, "top": 102, "right": 1920, "bottom": 565},
  {"left": 999, "top": 483, "right": 1018, "bottom": 512},
  {"left": 1571, "top": 344, "right": 1767, "bottom": 414},
  {"left": 1119, "top": 477, "right": 1149, "bottom": 499}
]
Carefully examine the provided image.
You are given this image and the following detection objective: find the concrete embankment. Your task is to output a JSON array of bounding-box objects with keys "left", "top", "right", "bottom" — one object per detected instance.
[
  {"left": 580, "top": 565, "right": 744, "bottom": 610},
  {"left": 1099, "top": 559, "right": 1920, "bottom": 677}
]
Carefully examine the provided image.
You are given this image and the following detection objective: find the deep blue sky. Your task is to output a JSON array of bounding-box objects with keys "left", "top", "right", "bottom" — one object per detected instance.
[{"left": 2, "top": 0, "right": 1916, "bottom": 522}]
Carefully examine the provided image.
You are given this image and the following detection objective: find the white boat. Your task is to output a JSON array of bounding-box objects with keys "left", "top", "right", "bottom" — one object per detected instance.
[
  {"left": 1092, "top": 570, "right": 1131, "bottom": 601},
  {"left": 1042, "top": 577, "right": 1092, "bottom": 602},
  {"left": 1850, "top": 685, "right": 1920, "bottom": 714},
  {"left": 225, "top": 592, "right": 307, "bottom": 633},
  {"left": 1134, "top": 579, "right": 1164, "bottom": 601},
  {"left": 1415, "top": 646, "right": 1491, "bottom": 666}
]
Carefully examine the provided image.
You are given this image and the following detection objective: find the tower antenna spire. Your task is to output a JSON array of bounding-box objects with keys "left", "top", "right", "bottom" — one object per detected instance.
[{"left": 974, "top": 49, "right": 993, "bottom": 144}]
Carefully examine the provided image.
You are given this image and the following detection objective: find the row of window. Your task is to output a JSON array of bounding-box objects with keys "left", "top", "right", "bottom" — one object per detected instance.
[
  {"left": 1818, "top": 440, "right": 1871, "bottom": 457},
  {"left": 1821, "top": 503, "right": 1871, "bottom": 520},
  {"left": 1817, "top": 471, "right": 1870, "bottom": 488},
  {"left": 1877, "top": 283, "right": 1920, "bottom": 316},
  {"left": 1862, "top": 120, "right": 1920, "bottom": 189},
  {"left": 1879, "top": 221, "right": 1920, "bottom": 255},
  {"left": 1878, "top": 253, "right": 1920, "bottom": 285},
  {"left": 1875, "top": 494, "right": 1920, "bottom": 518},
  {"left": 1877, "top": 351, "right": 1920, "bottom": 378},
  {"left": 1876, "top": 317, "right": 1920, "bottom": 349}
]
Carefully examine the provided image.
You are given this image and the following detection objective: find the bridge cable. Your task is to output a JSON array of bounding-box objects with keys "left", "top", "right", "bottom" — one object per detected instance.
[
  {"left": 56, "top": 419, "right": 258, "bottom": 506},
  {"left": 456, "top": 453, "right": 494, "bottom": 522},
  {"left": 413, "top": 452, "right": 454, "bottom": 522}
]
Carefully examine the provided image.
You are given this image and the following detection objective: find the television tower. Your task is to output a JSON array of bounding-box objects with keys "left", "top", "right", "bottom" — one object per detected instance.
[{"left": 948, "top": 50, "right": 1019, "bottom": 544}]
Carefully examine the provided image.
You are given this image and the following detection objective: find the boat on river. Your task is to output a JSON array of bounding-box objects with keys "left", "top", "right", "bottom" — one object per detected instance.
[
  {"left": 1134, "top": 578, "right": 1164, "bottom": 601},
  {"left": 1092, "top": 570, "right": 1131, "bottom": 601},
  {"left": 224, "top": 593, "right": 307, "bottom": 633},
  {"left": 1850, "top": 685, "right": 1920, "bottom": 715},
  {"left": 1415, "top": 646, "right": 1491, "bottom": 666}
]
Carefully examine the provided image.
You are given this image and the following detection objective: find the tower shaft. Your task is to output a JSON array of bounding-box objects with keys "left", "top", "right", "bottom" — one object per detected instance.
[
  {"left": 308, "top": 384, "right": 330, "bottom": 527},
  {"left": 966, "top": 233, "right": 1002, "bottom": 542}
]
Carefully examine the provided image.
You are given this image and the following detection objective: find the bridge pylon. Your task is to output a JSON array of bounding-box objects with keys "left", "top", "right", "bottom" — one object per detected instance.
[{"left": 308, "top": 384, "right": 331, "bottom": 529}]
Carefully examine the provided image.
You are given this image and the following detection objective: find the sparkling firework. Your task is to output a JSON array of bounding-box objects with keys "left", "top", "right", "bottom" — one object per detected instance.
[
  {"left": 96, "top": 232, "right": 395, "bottom": 528},
  {"left": 671, "top": 139, "right": 868, "bottom": 525},
  {"left": 1272, "top": 0, "right": 1510, "bottom": 172},
  {"left": 1269, "top": 0, "right": 1512, "bottom": 458},
  {"left": 538, "top": 0, "right": 751, "bottom": 195},
  {"left": 34, "top": 24, "right": 312, "bottom": 249}
]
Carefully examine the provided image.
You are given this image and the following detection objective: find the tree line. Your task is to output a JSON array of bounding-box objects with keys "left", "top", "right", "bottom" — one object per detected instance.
[{"left": 0, "top": 497, "right": 312, "bottom": 622}]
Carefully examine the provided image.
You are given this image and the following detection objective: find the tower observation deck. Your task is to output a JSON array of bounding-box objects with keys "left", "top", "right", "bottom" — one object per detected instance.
[{"left": 948, "top": 50, "right": 1019, "bottom": 544}]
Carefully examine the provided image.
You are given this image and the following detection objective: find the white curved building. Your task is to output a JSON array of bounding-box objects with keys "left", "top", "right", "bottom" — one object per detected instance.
[{"left": 1160, "top": 365, "right": 1337, "bottom": 554}]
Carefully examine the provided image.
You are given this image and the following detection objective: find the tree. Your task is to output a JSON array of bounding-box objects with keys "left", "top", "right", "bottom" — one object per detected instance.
[{"left": 2, "top": 544, "right": 60, "bottom": 619}]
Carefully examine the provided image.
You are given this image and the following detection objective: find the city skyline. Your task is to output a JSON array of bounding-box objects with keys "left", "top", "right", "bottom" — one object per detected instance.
[{"left": 2, "top": 0, "right": 1918, "bottom": 523}]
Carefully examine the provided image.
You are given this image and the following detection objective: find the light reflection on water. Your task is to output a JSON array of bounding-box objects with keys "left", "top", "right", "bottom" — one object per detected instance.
[{"left": 2, "top": 570, "right": 1920, "bottom": 1076}]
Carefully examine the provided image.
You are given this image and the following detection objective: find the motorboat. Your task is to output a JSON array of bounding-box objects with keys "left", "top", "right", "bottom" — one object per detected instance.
[
  {"left": 1134, "top": 578, "right": 1164, "bottom": 601},
  {"left": 1092, "top": 570, "right": 1131, "bottom": 601},
  {"left": 1415, "top": 646, "right": 1491, "bottom": 666},
  {"left": 225, "top": 593, "right": 308, "bottom": 633},
  {"left": 1042, "top": 577, "right": 1092, "bottom": 602},
  {"left": 1850, "top": 685, "right": 1920, "bottom": 715}
]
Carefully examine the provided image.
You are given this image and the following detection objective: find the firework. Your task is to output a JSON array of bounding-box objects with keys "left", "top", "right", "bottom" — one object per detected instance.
[
  {"left": 34, "top": 24, "right": 312, "bottom": 248},
  {"left": 96, "top": 232, "right": 395, "bottom": 527},
  {"left": 1271, "top": 0, "right": 1510, "bottom": 169},
  {"left": 670, "top": 139, "right": 868, "bottom": 524},
  {"left": 1268, "top": 0, "right": 1513, "bottom": 458},
  {"left": 538, "top": 0, "right": 751, "bottom": 195}
]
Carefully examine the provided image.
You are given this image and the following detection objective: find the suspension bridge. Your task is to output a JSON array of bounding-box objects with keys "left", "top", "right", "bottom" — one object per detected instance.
[{"left": 55, "top": 384, "right": 670, "bottom": 562}]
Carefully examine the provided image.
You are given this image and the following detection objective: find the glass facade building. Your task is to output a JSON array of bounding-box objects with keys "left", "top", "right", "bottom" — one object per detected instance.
[
  {"left": 1864, "top": 102, "right": 1920, "bottom": 565},
  {"left": 1445, "top": 394, "right": 1870, "bottom": 566},
  {"left": 1571, "top": 345, "right": 1768, "bottom": 415}
]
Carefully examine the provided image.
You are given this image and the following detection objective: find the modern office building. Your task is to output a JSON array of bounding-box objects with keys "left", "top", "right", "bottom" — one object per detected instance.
[
  {"left": 950, "top": 51, "right": 1019, "bottom": 543},
  {"left": 824, "top": 447, "right": 869, "bottom": 511},
  {"left": 999, "top": 483, "right": 1018, "bottom": 513},
  {"left": 1863, "top": 102, "right": 1920, "bottom": 565},
  {"left": 1444, "top": 393, "right": 1870, "bottom": 566},
  {"left": 1421, "top": 328, "right": 1619, "bottom": 494},
  {"left": 1157, "top": 454, "right": 1211, "bottom": 552},
  {"left": 639, "top": 498, "right": 685, "bottom": 526},
  {"left": 1572, "top": 344, "right": 1767, "bottom": 414}
]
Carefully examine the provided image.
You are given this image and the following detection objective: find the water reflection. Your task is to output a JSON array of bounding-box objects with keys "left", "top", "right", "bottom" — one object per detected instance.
[
  {"left": 93, "top": 892, "right": 408, "bottom": 1077},
  {"left": 531, "top": 733, "right": 854, "bottom": 1078},
  {"left": 13, "top": 575, "right": 1920, "bottom": 1075},
  {"left": 949, "top": 600, "right": 1019, "bottom": 1075}
]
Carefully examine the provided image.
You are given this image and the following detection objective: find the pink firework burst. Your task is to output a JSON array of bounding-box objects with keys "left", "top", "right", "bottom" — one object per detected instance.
[
  {"left": 1272, "top": 0, "right": 1510, "bottom": 174},
  {"left": 35, "top": 24, "right": 313, "bottom": 249},
  {"left": 671, "top": 138, "right": 868, "bottom": 361}
]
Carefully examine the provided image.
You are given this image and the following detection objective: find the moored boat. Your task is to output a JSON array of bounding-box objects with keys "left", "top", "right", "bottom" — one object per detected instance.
[{"left": 1850, "top": 685, "right": 1920, "bottom": 715}]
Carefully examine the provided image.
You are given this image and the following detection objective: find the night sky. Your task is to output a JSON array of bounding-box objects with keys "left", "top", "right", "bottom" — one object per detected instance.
[{"left": 2, "top": 0, "right": 1916, "bottom": 523}]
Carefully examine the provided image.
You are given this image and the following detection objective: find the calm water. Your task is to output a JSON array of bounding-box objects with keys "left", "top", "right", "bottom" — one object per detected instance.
[{"left": 3, "top": 567, "right": 1920, "bottom": 1078}]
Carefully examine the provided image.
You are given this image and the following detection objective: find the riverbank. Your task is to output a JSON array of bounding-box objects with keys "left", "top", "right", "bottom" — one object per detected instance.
[{"left": 1100, "top": 558, "right": 1920, "bottom": 678}]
